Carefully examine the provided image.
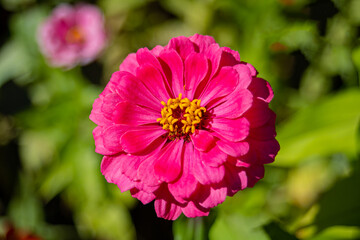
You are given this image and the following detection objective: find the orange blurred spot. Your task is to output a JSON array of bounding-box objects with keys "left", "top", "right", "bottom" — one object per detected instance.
[
  {"left": 279, "top": 0, "right": 294, "bottom": 6},
  {"left": 66, "top": 26, "right": 84, "bottom": 44},
  {"left": 4, "top": 222, "right": 42, "bottom": 240},
  {"left": 270, "top": 42, "right": 288, "bottom": 52}
]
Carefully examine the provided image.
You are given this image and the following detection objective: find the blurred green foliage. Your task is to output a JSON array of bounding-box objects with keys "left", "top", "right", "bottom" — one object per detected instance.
[{"left": 0, "top": 0, "right": 359, "bottom": 239}]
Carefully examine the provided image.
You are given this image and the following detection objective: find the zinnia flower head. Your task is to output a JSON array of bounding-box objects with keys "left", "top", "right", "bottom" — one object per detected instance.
[
  {"left": 90, "top": 34, "right": 280, "bottom": 220},
  {"left": 38, "top": 3, "right": 106, "bottom": 68}
]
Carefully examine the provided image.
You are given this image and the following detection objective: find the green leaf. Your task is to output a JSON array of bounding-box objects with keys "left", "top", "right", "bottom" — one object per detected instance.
[
  {"left": 76, "top": 201, "right": 135, "bottom": 240},
  {"left": 173, "top": 214, "right": 216, "bottom": 240},
  {"left": 263, "top": 222, "right": 299, "bottom": 240},
  {"left": 309, "top": 226, "right": 360, "bottom": 240},
  {"left": 312, "top": 161, "right": 360, "bottom": 232},
  {"left": 8, "top": 174, "right": 44, "bottom": 231},
  {"left": 275, "top": 89, "right": 360, "bottom": 166},
  {"left": 0, "top": 40, "right": 32, "bottom": 87},
  {"left": 209, "top": 212, "right": 269, "bottom": 240}
]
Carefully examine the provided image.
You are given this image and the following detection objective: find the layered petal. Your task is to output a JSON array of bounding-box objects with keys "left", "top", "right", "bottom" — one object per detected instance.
[
  {"left": 184, "top": 52, "right": 209, "bottom": 98},
  {"left": 158, "top": 49, "right": 184, "bottom": 96},
  {"left": 136, "top": 63, "right": 171, "bottom": 102},
  {"left": 211, "top": 117, "right": 250, "bottom": 142},
  {"left": 189, "top": 34, "right": 216, "bottom": 53},
  {"left": 113, "top": 71, "right": 163, "bottom": 111},
  {"left": 182, "top": 201, "right": 209, "bottom": 218},
  {"left": 193, "top": 149, "right": 225, "bottom": 185},
  {"left": 167, "top": 36, "right": 195, "bottom": 60},
  {"left": 119, "top": 52, "right": 138, "bottom": 75},
  {"left": 249, "top": 138, "right": 280, "bottom": 164},
  {"left": 217, "top": 139, "right": 249, "bottom": 158},
  {"left": 190, "top": 130, "right": 216, "bottom": 152},
  {"left": 168, "top": 143, "right": 198, "bottom": 202},
  {"left": 200, "top": 66, "right": 238, "bottom": 105},
  {"left": 244, "top": 99, "right": 272, "bottom": 128},
  {"left": 113, "top": 101, "right": 159, "bottom": 125},
  {"left": 93, "top": 126, "right": 119, "bottom": 155},
  {"left": 210, "top": 88, "right": 253, "bottom": 119},
  {"left": 102, "top": 124, "right": 129, "bottom": 153},
  {"left": 130, "top": 188, "right": 156, "bottom": 204},
  {"left": 198, "top": 145, "right": 228, "bottom": 167},
  {"left": 154, "top": 140, "right": 184, "bottom": 183},
  {"left": 154, "top": 199, "right": 182, "bottom": 220},
  {"left": 89, "top": 96, "right": 112, "bottom": 126},
  {"left": 199, "top": 185, "right": 227, "bottom": 209},
  {"left": 248, "top": 77, "right": 274, "bottom": 103},
  {"left": 120, "top": 126, "right": 165, "bottom": 153}
]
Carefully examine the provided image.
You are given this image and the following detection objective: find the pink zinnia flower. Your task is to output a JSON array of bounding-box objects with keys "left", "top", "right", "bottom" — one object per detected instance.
[
  {"left": 38, "top": 4, "right": 106, "bottom": 68},
  {"left": 90, "top": 34, "right": 279, "bottom": 220}
]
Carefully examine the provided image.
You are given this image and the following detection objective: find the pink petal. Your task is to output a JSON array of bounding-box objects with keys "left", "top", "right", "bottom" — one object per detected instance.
[
  {"left": 217, "top": 139, "right": 249, "bottom": 158},
  {"left": 101, "top": 155, "right": 136, "bottom": 192},
  {"left": 200, "top": 66, "right": 238, "bottom": 106},
  {"left": 130, "top": 188, "right": 156, "bottom": 204},
  {"left": 234, "top": 63, "right": 252, "bottom": 89},
  {"left": 154, "top": 140, "right": 184, "bottom": 183},
  {"left": 244, "top": 99, "right": 272, "bottom": 128},
  {"left": 224, "top": 165, "right": 248, "bottom": 196},
  {"left": 217, "top": 48, "right": 240, "bottom": 70},
  {"left": 249, "top": 110, "right": 277, "bottom": 141},
  {"left": 137, "top": 158, "right": 162, "bottom": 185},
  {"left": 167, "top": 36, "right": 195, "bottom": 60},
  {"left": 190, "top": 130, "right": 216, "bottom": 152},
  {"left": 120, "top": 126, "right": 165, "bottom": 154},
  {"left": 151, "top": 45, "right": 164, "bottom": 56},
  {"left": 136, "top": 63, "right": 171, "bottom": 102},
  {"left": 193, "top": 149, "right": 225, "bottom": 185},
  {"left": 113, "top": 101, "right": 159, "bottom": 125},
  {"left": 136, "top": 140, "right": 168, "bottom": 186},
  {"left": 136, "top": 47, "right": 162, "bottom": 70},
  {"left": 93, "top": 126, "right": 119, "bottom": 155},
  {"left": 113, "top": 71, "right": 163, "bottom": 111},
  {"left": 235, "top": 159, "right": 251, "bottom": 168},
  {"left": 117, "top": 154, "right": 142, "bottom": 181},
  {"left": 101, "top": 93, "right": 123, "bottom": 120},
  {"left": 248, "top": 77, "right": 274, "bottom": 103},
  {"left": 189, "top": 33, "right": 216, "bottom": 53},
  {"left": 249, "top": 138, "right": 280, "bottom": 164},
  {"left": 102, "top": 124, "right": 130, "bottom": 153},
  {"left": 116, "top": 174, "right": 135, "bottom": 192},
  {"left": 246, "top": 164, "right": 265, "bottom": 187},
  {"left": 244, "top": 62, "right": 258, "bottom": 77},
  {"left": 184, "top": 52, "right": 209, "bottom": 98},
  {"left": 74, "top": 4, "right": 106, "bottom": 61},
  {"left": 135, "top": 181, "right": 160, "bottom": 193},
  {"left": 154, "top": 199, "right": 182, "bottom": 220},
  {"left": 198, "top": 145, "right": 228, "bottom": 167},
  {"left": 199, "top": 186, "right": 227, "bottom": 209},
  {"left": 158, "top": 48, "right": 184, "bottom": 96},
  {"left": 204, "top": 43, "right": 222, "bottom": 79},
  {"left": 211, "top": 88, "right": 253, "bottom": 119},
  {"left": 119, "top": 53, "right": 138, "bottom": 75},
  {"left": 101, "top": 155, "right": 123, "bottom": 182},
  {"left": 89, "top": 97, "right": 112, "bottom": 126},
  {"left": 211, "top": 117, "right": 250, "bottom": 142},
  {"left": 168, "top": 143, "right": 198, "bottom": 202},
  {"left": 182, "top": 201, "right": 209, "bottom": 218}
]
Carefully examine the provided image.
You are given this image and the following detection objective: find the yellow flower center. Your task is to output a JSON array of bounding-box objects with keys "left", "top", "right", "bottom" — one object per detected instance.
[
  {"left": 157, "top": 93, "right": 206, "bottom": 140},
  {"left": 66, "top": 26, "right": 84, "bottom": 44}
]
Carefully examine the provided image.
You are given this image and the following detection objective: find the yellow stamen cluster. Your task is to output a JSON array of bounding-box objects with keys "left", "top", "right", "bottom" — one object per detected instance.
[
  {"left": 66, "top": 27, "right": 84, "bottom": 44},
  {"left": 157, "top": 93, "right": 206, "bottom": 139}
]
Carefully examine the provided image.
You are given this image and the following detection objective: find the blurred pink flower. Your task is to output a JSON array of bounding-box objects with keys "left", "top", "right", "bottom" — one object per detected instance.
[
  {"left": 90, "top": 34, "right": 279, "bottom": 220},
  {"left": 38, "top": 4, "right": 106, "bottom": 68}
]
